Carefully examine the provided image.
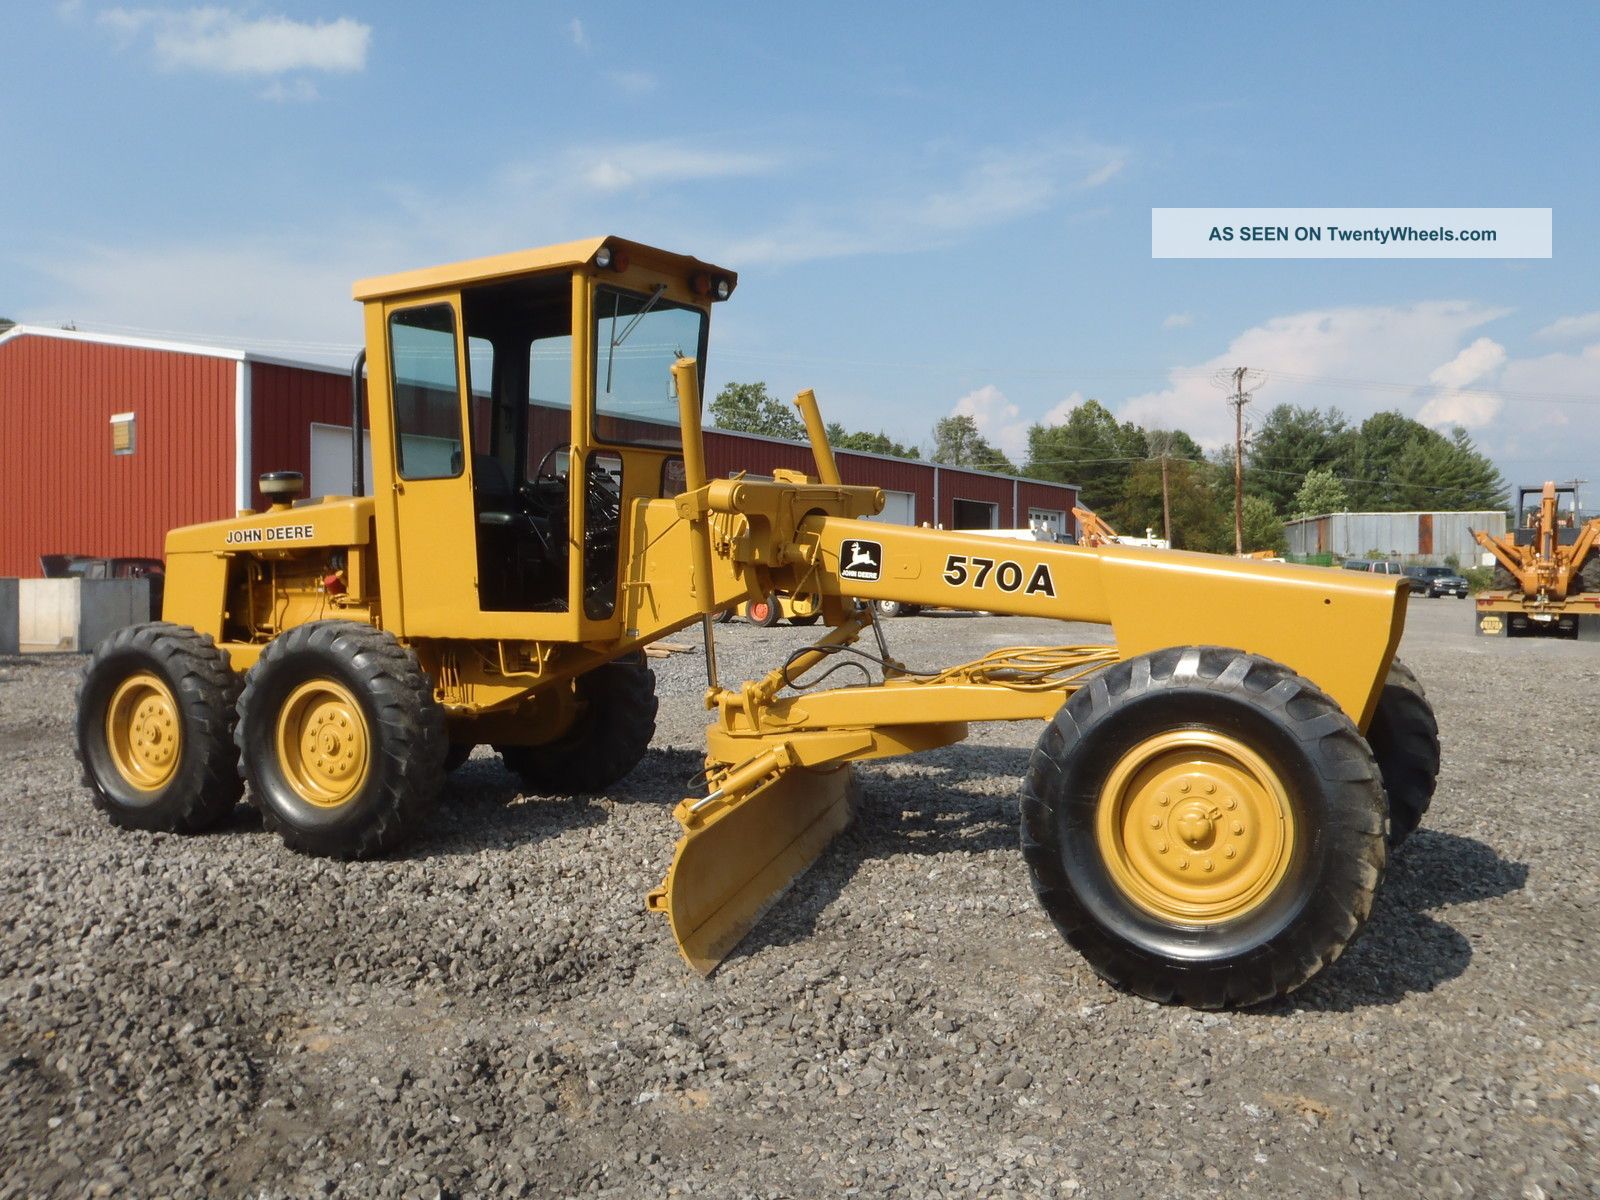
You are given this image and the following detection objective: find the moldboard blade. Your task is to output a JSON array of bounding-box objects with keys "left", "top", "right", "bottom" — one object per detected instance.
[{"left": 649, "top": 764, "right": 857, "bottom": 974}]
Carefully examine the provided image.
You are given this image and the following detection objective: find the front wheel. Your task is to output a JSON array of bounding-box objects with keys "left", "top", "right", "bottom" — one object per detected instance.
[
  {"left": 496, "top": 655, "right": 657, "bottom": 794},
  {"left": 1020, "top": 646, "right": 1387, "bottom": 1009},
  {"left": 236, "top": 621, "right": 446, "bottom": 859}
]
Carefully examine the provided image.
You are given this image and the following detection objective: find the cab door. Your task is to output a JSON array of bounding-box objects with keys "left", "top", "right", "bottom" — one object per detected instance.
[{"left": 378, "top": 298, "right": 483, "bottom": 637}]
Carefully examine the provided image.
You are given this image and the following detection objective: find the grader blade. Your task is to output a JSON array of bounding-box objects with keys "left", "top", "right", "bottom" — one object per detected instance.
[{"left": 648, "top": 763, "right": 858, "bottom": 974}]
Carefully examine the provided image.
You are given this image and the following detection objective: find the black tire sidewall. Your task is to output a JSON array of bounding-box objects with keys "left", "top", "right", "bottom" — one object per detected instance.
[
  {"left": 239, "top": 628, "right": 435, "bottom": 854},
  {"left": 77, "top": 625, "right": 238, "bottom": 830},
  {"left": 1023, "top": 649, "right": 1385, "bottom": 1006}
]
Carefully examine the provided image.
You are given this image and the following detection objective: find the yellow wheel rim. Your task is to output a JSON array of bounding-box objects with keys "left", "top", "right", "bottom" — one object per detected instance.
[
  {"left": 105, "top": 672, "right": 182, "bottom": 792},
  {"left": 274, "top": 680, "right": 370, "bottom": 808},
  {"left": 1095, "top": 730, "right": 1296, "bottom": 925}
]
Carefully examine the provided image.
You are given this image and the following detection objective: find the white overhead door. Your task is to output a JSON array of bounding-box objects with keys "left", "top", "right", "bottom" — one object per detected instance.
[
  {"left": 865, "top": 488, "right": 916, "bottom": 525},
  {"left": 310, "top": 423, "right": 374, "bottom": 497},
  {"left": 1028, "top": 507, "right": 1066, "bottom": 539}
]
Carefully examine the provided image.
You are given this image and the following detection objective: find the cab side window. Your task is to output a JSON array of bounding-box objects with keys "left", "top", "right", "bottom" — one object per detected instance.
[{"left": 390, "top": 304, "right": 464, "bottom": 480}]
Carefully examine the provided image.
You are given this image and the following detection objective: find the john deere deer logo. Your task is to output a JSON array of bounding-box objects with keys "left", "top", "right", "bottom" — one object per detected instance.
[{"left": 840, "top": 538, "right": 882, "bottom": 581}]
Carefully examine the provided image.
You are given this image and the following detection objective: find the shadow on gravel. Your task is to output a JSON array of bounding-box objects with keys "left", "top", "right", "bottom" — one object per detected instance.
[
  {"left": 730, "top": 745, "right": 1029, "bottom": 961},
  {"left": 1286, "top": 829, "right": 1529, "bottom": 1013}
]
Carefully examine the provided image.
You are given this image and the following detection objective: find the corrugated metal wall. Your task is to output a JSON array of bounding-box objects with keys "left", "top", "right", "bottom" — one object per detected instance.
[
  {"left": 1284, "top": 511, "right": 1508, "bottom": 561},
  {"left": 249, "top": 362, "right": 356, "bottom": 510},
  {"left": 0, "top": 334, "right": 235, "bottom": 577}
]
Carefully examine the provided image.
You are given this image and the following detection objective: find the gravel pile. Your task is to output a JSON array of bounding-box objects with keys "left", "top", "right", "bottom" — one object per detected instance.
[{"left": 1, "top": 600, "right": 1596, "bottom": 1198}]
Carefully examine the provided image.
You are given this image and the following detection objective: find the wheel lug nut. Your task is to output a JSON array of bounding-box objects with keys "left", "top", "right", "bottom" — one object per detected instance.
[
  {"left": 1232, "top": 821, "right": 1244, "bottom": 835},
  {"left": 1157, "top": 842, "right": 1168, "bottom": 854},
  {"left": 1149, "top": 817, "right": 1162, "bottom": 829},
  {"left": 1204, "top": 783, "right": 1215, "bottom": 794},
  {"left": 1226, "top": 797, "right": 1237, "bottom": 810},
  {"left": 1224, "top": 846, "right": 1236, "bottom": 859},
  {"left": 1203, "top": 859, "right": 1214, "bottom": 872},
  {"left": 1179, "top": 782, "right": 1191, "bottom": 793},
  {"left": 1178, "top": 858, "right": 1189, "bottom": 870}
]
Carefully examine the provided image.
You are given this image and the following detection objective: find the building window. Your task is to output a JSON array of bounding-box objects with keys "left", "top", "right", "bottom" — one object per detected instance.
[{"left": 110, "top": 412, "right": 135, "bottom": 455}]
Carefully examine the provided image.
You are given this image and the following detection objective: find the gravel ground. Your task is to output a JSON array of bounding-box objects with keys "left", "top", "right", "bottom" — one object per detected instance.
[{"left": 1, "top": 599, "right": 1596, "bottom": 1199}]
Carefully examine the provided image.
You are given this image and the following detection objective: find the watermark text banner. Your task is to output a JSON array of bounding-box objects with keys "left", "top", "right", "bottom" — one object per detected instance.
[{"left": 1151, "top": 208, "right": 1551, "bottom": 259}]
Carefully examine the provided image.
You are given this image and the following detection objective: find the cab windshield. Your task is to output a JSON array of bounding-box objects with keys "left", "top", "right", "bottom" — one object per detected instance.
[{"left": 593, "top": 286, "right": 707, "bottom": 446}]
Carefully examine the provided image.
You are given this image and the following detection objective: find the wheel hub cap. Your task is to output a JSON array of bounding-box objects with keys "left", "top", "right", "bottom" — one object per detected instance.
[
  {"left": 105, "top": 673, "right": 181, "bottom": 791},
  {"left": 276, "top": 680, "right": 370, "bottom": 807},
  {"left": 1096, "top": 731, "right": 1296, "bottom": 924}
]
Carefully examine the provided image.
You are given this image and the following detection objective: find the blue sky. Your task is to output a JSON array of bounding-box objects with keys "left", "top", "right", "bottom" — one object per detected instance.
[{"left": 4, "top": 2, "right": 1599, "bottom": 488}]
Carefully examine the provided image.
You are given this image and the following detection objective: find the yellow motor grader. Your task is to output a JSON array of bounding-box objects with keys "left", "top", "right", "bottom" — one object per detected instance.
[
  {"left": 76, "top": 237, "right": 1440, "bottom": 1008},
  {"left": 1472, "top": 481, "right": 1600, "bottom": 639}
]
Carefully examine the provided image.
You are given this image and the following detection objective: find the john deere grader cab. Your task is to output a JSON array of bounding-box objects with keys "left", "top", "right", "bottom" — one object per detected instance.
[{"left": 77, "top": 238, "right": 1440, "bottom": 1008}]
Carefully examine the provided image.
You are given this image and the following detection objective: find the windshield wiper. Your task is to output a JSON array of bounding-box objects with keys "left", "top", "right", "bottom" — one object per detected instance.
[{"left": 604, "top": 284, "right": 667, "bottom": 394}]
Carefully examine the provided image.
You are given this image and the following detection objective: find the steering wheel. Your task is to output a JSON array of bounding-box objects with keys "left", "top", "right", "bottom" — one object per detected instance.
[{"left": 524, "top": 444, "right": 570, "bottom": 512}]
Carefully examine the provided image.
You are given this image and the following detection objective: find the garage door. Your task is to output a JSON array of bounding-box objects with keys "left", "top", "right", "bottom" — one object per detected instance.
[
  {"left": 310, "top": 423, "right": 373, "bottom": 497},
  {"left": 865, "top": 488, "right": 916, "bottom": 525},
  {"left": 1028, "top": 507, "right": 1066, "bottom": 538}
]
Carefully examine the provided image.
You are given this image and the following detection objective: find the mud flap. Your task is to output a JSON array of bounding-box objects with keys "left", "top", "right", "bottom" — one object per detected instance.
[{"left": 648, "top": 763, "right": 858, "bottom": 974}]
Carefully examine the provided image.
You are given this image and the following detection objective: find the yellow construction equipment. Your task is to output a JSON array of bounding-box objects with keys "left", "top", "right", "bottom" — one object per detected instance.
[
  {"left": 76, "top": 237, "right": 1441, "bottom": 1008},
  {"left": 1472, "top": 481, "right": 1600, "bottom": 639}
]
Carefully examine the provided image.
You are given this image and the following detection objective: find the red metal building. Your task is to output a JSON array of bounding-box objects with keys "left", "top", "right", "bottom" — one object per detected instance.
[{"left": 0, "top": 326, "right": 1077, "bottom": 578}]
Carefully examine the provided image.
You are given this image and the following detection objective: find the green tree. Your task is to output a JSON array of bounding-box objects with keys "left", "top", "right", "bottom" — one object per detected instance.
[
  {"left": 1347, "top": 411, "right": 1507, "bottom": 511},
  {"left": 1290, "top": 466, "right": 1349, "bottom": 518},
  {"left": 0, "top": 317, "right": 14, "bottom": 333},
  {"left": 708, "top": 381, "right": 805, "bottom": 440},
  {"left": 1246, "top": 404, "right": 1354, "bottom": 514},
  {"left": 824, "top": 422, "right": 920, "bottom": 459},
  {"left": 1346, "top": 411, "right": 1423, "bottom": 509},
  {"left": 1120, "top": 455, "right": 1230, "bottom": 550},
  {"left": 1024, "top": 398, "right": 1149, "bottom": 512},
  {"left": 1240, "top": 494, "right": 1287, "bottom": 554},
  {"left": 931, "top": 414, "right": 1016, "bottom": 473}
]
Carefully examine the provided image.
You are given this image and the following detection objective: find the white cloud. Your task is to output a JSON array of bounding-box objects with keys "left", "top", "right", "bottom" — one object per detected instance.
[
  {"left": 1078, "top": 157, "right": 1126, "bottom": 189},
  {"left": 567, "top": 17, "right": 587, "bottom": 50},
  {"left": 565, "top": 142, "right": 783, "bottom": 193},
  {"left": 951, "top": 385, "right": 1031, "bottom": 460},
  {"left": 1417, "top": 336, "right": 1507, "bottom": 428},
  {"left": 1534, "top": 311, "right": 1600, "bottom": 342},
  {"left": 606, "top": 69, "right": 655, "bottom": 95},
  {"left": 1041, "top": 390, "right": 1087, "bottom": 426},
  {"left": 1427, "top": 336, "right": 1506, "bottom": 390},
  {"left": 914, "top": 152, "right": 1056, "bottom": 232},
  {"left": 721, "top": 142, "right": 1126, "bottom": 268},
  {"left": 98, "top": 7, "right": 370, "bottom": 75},
  {"left": 259, "top": 77, "right": 318, "bottom": 103},
  {"left": 1162, "top": 312, "right": 1192, "bottom": 330},
  {"left": 1119, "top": 301, "right": 1509, "bottom": 448}
]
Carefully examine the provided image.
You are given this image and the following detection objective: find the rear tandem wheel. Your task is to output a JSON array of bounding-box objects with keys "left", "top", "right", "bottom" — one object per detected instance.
[
  {"left": 76, "top": 621, "right": 243, "bottom": 833},
  {"left": 235, "top": 621, "right": 447, "bottom": 859},
  {"left": 1020, "top": 646, "right": 1387, "bottom": 1009}
]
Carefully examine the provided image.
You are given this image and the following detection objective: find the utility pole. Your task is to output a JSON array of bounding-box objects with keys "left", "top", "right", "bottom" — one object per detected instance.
[
  {"left": 1160, "top": 453, "right": 1172, "bottom": 546},
  {"left": 1231, "top": 369, "right": 1247, "bottom": 555},
  {"left": 1211, "top": 367, "right": 1266, "bottom": 555}
]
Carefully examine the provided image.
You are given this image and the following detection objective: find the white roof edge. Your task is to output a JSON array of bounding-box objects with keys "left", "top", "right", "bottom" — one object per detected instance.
[{"left": 0, "top": 323, "right": 354, "bottom": 376}]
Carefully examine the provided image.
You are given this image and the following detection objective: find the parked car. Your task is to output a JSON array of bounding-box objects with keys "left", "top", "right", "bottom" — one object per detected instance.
[
  {"left": 39, "top": 554, "right": 164, "bottom": 619},
  {"left": 1342, "top": 559, "right": 1406, "bottom": 577},
  {"left": 1403, "top": 564, "right": 1470, "bottom": 598}
]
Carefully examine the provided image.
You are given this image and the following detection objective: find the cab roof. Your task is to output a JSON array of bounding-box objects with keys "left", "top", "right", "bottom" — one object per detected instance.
[{"left": 351, "top": 237, "right": 737, "bottom": 302}]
